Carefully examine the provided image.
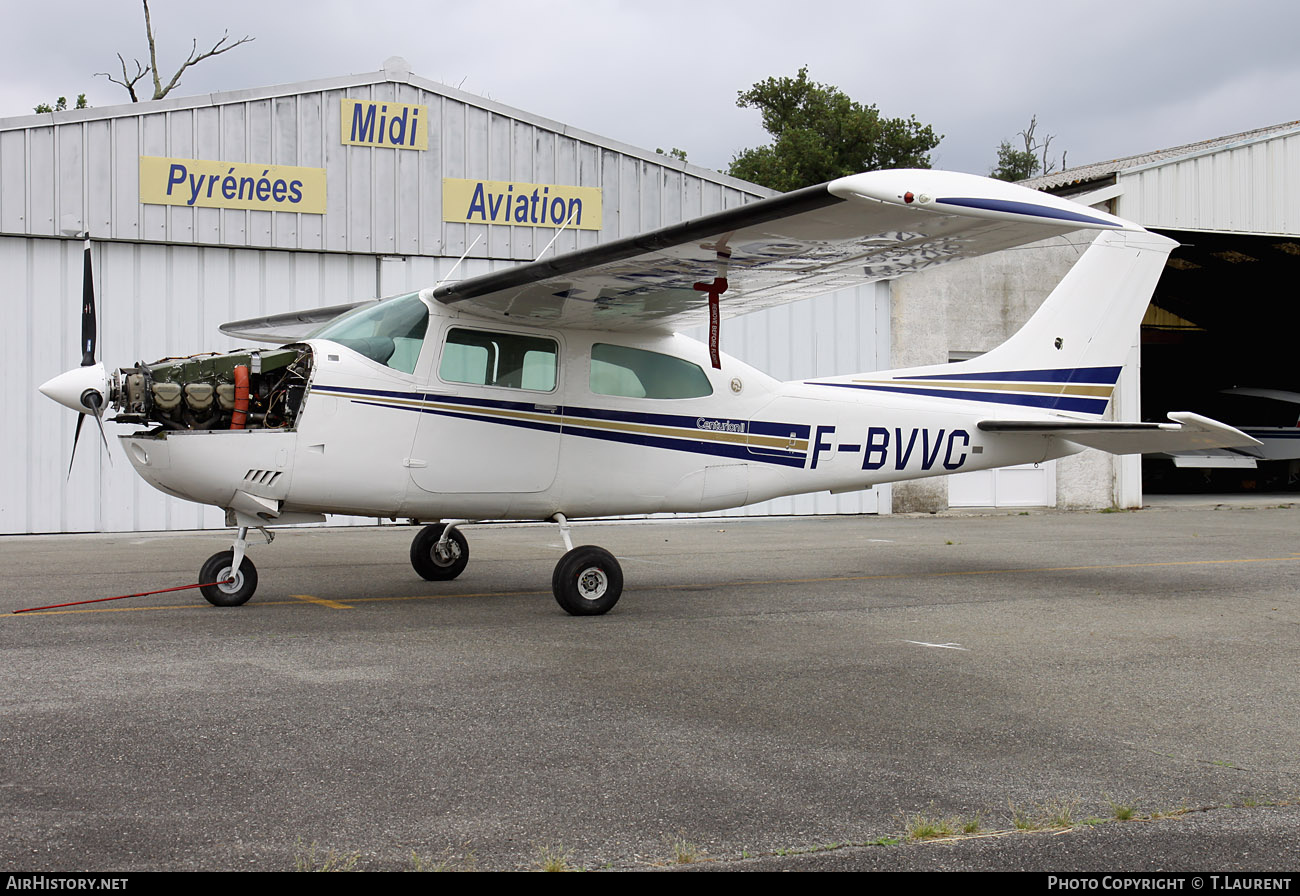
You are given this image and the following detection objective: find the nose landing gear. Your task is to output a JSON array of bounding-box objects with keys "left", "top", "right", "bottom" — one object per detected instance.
[{"left": 199, "top": 522, "right": 271, "bottom": 607}]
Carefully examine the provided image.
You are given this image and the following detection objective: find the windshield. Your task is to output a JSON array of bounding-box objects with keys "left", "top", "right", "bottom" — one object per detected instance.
[{"left": 309, "top": 292, "right": 430, "bottom": 373}]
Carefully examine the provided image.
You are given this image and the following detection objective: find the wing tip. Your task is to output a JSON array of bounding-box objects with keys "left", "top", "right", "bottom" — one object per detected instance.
[{"left": 829, "top": 169, "right": 1142, "bottom": 232}]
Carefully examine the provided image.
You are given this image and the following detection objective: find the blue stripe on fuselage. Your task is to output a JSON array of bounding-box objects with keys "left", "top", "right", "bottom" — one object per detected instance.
[{"left": 313, "top": 384, "right": 809, "bottom": 467}]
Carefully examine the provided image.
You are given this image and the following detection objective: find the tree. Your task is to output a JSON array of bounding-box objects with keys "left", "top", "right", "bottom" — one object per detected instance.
[
  {"left": 34, "top": 95, "right": 89, "bottom": 114},
  {"left": 990, "top": 139, "right": 1039, "bottom": 182},
  {"left": 727, "top": 67, "right": 941, "bottom": 192},
  {"left": 96, "top": 0, "right": 253, "bottom": 102},
  {"left": 990, "top": 115, "right": 1065, "bottom": 182}
]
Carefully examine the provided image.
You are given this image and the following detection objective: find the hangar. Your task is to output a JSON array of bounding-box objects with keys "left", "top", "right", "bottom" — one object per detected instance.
[{"left": 3, "top": 61, "right": 1293, "bottom": 534}]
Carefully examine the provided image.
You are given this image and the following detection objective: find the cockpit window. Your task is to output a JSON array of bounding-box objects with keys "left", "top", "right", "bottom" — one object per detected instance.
[
  {"left": 589, "top": 343, "right": 712, "bottom": 399},
  {"left": 309, "top": 292, "right": 429, "bottom": 373}
]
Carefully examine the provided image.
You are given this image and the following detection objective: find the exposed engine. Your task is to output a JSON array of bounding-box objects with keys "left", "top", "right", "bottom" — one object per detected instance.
[{"left": 109, "top": 345, "right": 313, "bottom": 432}]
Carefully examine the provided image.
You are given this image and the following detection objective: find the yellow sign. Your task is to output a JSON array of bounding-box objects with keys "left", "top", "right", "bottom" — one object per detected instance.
[
  {"left": 443, "top": 178, "right": 602, "bottom": 230},
  {"left": 341, "top": 99, "right": 428, "bottom": 150},
  {"left": 139, "top": 157, "right": 326, "bottom": 214}
]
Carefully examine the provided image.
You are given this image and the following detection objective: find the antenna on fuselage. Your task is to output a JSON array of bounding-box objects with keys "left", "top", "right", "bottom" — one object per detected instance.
[
  {"left": 421, "top": 234, "right": 483, "bottom": 303},
  {"left": 533, "top": 203, "right": 580, "bottom": 262}
]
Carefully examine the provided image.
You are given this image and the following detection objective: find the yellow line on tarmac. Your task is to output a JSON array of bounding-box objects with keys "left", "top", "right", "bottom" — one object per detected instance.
[{"left": 290, "top": 594, "right": 353, "bottom": 609}]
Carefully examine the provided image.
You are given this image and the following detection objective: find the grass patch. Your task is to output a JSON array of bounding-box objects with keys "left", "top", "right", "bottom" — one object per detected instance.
[
  {"left": 1107, "top": 797, "right": 1139, "bottom": 822},
  {"left": 903, "top": 805, "right": 982, "bottom": 840},
  {"left": 668, "top": 835, "right": 704, "bottom": 864},
  {"left": 905, "top": 810, "right": 954, "bottom": 840},
  {"left": 1008, "top": 801, "right": 1038, "bottom": 830},
  {"left": 533, "top": 843, "right": 574, "bottom": 872},
  {"left": 1041, "top": 798, "right": 1080, "bottom": 829},
  {"left": 293, "top": 839, "right": 361, "bottom": 872}
]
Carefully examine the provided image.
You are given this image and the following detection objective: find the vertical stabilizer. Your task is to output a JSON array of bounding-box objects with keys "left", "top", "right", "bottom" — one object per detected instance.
[{"left": 812, "top": 228, "right": 1176, "bottom": 418}]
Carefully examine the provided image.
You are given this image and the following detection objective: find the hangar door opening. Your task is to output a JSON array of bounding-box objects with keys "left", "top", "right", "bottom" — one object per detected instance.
[{"left": 1141, "top": 229, "right": 1300, "bottom": 495}]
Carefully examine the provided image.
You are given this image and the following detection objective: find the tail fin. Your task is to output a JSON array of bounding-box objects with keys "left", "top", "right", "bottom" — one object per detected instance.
[{"left": 812, "top": 228, "right": 1176, "bottom": 418}]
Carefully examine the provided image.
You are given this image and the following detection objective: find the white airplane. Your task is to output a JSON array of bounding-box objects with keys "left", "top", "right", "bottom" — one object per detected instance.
[
  {"left": 1166, "top": 387, "right": 1300, "bottom": 469},
  {"left": 38, "top": 169, "right": 1259, "bottom": 615}
]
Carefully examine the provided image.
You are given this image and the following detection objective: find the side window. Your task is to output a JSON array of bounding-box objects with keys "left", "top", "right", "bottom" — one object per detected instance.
[
  {"left": 590, "top": 344, "right": 713, "bottom": 399},
  {"left": 440, "top": 328, "right": 558, "bottom": 391}
]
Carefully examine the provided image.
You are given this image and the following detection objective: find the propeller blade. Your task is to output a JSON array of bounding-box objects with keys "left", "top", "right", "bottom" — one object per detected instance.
[
  {"left": 88, "top": 393, "right": 112, "bottom": 463},
  {"left": 68, "top": 413, "right": 86, "bottom": 478},
  {"left": 80, "top": 236, "right": 96, "bottom": 367}
]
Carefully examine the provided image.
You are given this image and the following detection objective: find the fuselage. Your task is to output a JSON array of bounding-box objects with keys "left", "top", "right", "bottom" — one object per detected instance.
[{"left": 118, "top": 296, "right": 1080, "bottom": 524}]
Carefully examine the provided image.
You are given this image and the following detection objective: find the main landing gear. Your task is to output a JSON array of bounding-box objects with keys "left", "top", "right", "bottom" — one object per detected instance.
[
  {"left": 549, "top": 513, "right": 623, "bottom": 616},
  {"left": 410, "top": 521, "right": 470, "bottom": 580},
  {"left": 406, "top": 514, "right": 624, "bottom": 616}
]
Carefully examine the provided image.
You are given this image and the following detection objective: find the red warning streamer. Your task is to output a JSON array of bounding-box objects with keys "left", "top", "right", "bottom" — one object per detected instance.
[{"left": 693, "top": 276, "right": 728, "bottom": 369}]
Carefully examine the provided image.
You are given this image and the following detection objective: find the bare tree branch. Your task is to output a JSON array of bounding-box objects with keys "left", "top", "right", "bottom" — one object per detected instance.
[
  {"left": 1039, "top": 132, "right": 1056, "bottom": 175},
  {"left": 94, "top": 53, "right": 149, "bottom": 103},
  {"left": 154, "top": 30, "right": 254, "bottom": 100},
  {"left": 145, "top": 0, "right": 160, "bottom": 100},
  {"left": 98, "top": 0, "right": 253, "bottom": 103},
  {"left": 1017, "top": 115, "right": 1063, "bottom": 176}
]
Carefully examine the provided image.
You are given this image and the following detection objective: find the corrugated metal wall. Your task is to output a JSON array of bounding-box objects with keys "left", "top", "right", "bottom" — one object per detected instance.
[
  {"left": 0, "top": 74, "right": 761, "bottom": 258},
  {"left": 1118, "top": 129, "right": 1300, "bottom": 234},
  {"left": 2, "top": 70, "right": 891, "bottom": 534}
]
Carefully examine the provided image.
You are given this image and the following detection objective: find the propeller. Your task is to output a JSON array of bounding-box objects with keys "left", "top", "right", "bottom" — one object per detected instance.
[{"left": 38, "top": 235, "right": 112, "bottom": 474}]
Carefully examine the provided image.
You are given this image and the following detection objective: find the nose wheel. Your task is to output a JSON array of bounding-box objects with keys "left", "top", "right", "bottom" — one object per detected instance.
[
  {"left": 199, "top": 520, "right": 270, "bottom": 606},
  {"left": 199, "top": 550, "right": 259, "bottom": 607}
]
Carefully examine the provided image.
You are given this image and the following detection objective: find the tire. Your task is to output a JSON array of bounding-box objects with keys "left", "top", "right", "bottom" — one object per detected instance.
[
  {"left": 199, "top": 550, "right": 258, "bottom": 607},
  {"left": 552, "top": 545, "right": 623, "bottom": 616},
  {"left": 410, "top": 524, "right": 470, "bottom": 581}
]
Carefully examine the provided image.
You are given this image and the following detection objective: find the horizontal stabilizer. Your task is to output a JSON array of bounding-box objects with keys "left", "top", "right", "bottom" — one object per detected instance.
[{"left": 978, "top": 412, "right": 1261, "bottom": 455}]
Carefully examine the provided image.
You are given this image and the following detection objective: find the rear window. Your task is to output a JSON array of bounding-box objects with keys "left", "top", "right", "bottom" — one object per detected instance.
[{"left": 589, "top": 344, "right": 712, "bottom": 399}]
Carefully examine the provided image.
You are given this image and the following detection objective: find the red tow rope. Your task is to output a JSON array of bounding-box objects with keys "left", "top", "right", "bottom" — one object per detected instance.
[{"left": 13, "top": 580, "right": 231, "bottom": 614}]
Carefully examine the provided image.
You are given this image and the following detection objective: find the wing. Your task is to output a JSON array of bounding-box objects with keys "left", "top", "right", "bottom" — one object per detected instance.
[
  {"left": 979, "top": 413, "right": 1261, "bottom": 454},
  {"left": 220, "top": 300, "right": 376, "bottom": 343},
  {"left": 431, "top": 169, "right": 1141, "bottom": 332}
]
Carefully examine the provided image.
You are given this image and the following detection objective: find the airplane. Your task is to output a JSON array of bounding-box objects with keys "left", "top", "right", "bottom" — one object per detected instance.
[
  {"left": 1165, "top": 387, "right": 1300, "bottom": 468},
  {"left": 37, "top": 169, "right": 1260, "bottom": 615}
]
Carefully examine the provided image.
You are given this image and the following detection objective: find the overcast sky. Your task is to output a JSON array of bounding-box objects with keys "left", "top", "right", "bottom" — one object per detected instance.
[{"left": 5, "top": 0, "right": 1298, "bottom": 178}]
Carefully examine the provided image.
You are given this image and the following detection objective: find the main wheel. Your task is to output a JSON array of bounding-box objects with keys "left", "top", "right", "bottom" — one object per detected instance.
[
  {"left": 199, "top": 550, "right": 258, "bottom": 607},
  {"left": 552, "top": 545, "right": 623, "bottom": 616},
  {"left": 410, "top": 524, "right": 470, "bottom": 581}
]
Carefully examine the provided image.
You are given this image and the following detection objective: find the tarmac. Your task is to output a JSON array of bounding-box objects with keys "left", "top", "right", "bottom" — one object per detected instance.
[{"left": 1, "top": 499, "right": 1297, "bottom": 871}]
